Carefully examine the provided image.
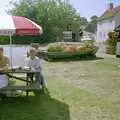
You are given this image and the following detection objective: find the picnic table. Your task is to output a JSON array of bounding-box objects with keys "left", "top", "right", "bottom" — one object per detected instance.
[{"left": 0, "top": 68, "right": 41, "bottom": 97}]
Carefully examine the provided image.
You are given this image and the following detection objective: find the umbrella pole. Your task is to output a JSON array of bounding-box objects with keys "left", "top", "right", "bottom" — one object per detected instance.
[{"left": 9, "top": 35, "right": 12, "bottom": 67}]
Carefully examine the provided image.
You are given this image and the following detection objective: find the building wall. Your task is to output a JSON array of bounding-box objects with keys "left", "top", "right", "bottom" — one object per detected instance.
[
  {"left": 96, "top": 17, "right": 115, "bottom": 42},
  {"left": 114, "top": 12, "right": 120, "bottom": 28}
]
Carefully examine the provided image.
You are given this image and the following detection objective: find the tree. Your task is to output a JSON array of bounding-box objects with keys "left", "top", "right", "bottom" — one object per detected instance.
[
  {"left": 80, "top": 17, "right": 88, "bottom": 26},
  {"left": 85, "top": 15, "right": 98, "bottom": 33},
  {"left": 91, "top": 16, "right": 98, "bottom": 21},
  {"left": 6, "top": 0, "right": 84, "bottom": 44}
]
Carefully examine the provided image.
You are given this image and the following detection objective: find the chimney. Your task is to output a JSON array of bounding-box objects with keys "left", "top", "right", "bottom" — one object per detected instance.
[{"left": 108, "top": 2, "right": 114, "bottom": 10}]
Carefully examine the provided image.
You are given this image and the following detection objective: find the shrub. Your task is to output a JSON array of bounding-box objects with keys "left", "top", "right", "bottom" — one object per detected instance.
[
  {"left": 64, "top": 46, "right": 72, "bottom": 52},
  {"left": 47, "top": 41, "right": 97, "bottom": 53},
  {"left": 83, "top": 41, "right": 98, "bottom": 55},
  {"left": 47, "top": 43, "right": 65, "bottom": 52},
  {"left": 106, "top": 32, "right": 118, "bottom": 55},
  {"left": 64, "top": 46, "right": 77, "bottom": 53},
  {"left": 45, "top": 41, "right": 98, "bottom": 60}
]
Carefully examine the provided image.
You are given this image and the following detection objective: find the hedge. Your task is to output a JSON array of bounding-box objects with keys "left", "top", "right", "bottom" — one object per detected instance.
[
  {"left": 39, "top": 41, "right": 98, "bottom": 61},
  {"left": 43, "top": 51, "right": 96, "bottom": 61}
]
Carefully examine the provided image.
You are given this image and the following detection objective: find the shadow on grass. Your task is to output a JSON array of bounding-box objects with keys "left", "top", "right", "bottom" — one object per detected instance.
[
  {"left": 0, "top": 91, "right": 70, "bottom": 120},
  {"left": 46, "top": 56, "right": 104, "bottom": 62}
]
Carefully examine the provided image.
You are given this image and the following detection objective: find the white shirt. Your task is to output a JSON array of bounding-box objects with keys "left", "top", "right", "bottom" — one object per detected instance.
[
  {"left": 25, "top": 56, "right": 42, "bottom": 72},
  {"left": 0, "top": 75, "right": 8, "bottom": 89}
]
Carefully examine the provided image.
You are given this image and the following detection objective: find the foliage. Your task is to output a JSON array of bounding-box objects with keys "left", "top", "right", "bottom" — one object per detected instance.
[
  {"left": 3, "top": 0, "right": 87, "bottom": 44},
  {"left": 47, "top": 43, "right": 65, "bottom": 52},
  {"left": 0, "top": 35, "right": 45, "bottom": 45},
  {"left": 85, "top": 15, "right": 98, "bottom": 33},
  {"left": 0, "top": 36, "right": 10, "bottom": 44},
  {"left": 47, "top": 41, "right": 97, "bottom": 53},
  {"left": 45, "top": 41, "right": 98, "bottom": 60},
  {"left": 83, "top": 40, "right": 98, "bottom": 54},
  {"left": 106, "top": 32, "right": 118, "bottom": 54},
  {"left": 80, "top": 17, "right": 88, "bottom": 26},
  {"left": 44, "top": 52, "right": 96, "bottom": 61}
]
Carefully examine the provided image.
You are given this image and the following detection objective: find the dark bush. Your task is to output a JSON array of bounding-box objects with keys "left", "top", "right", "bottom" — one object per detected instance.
[{"left": 106, "top": 32, "right": 119, "bottom": 55}]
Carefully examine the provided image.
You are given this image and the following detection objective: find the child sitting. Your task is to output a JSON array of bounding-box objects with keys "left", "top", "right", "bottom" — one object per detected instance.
[{"left": 25, "top": 48, "right": 45, "bottom": 89}]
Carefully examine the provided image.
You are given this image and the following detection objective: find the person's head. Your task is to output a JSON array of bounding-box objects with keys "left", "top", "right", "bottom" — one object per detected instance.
[
  {"left": 30, "top": 43, "right": 39, "bottom": 50},
  {"left": 29, "top": 48, "right": 36, "bottom": 58},
  {"left": 0, "top": 47, "right": 4, "bottom": 58}
]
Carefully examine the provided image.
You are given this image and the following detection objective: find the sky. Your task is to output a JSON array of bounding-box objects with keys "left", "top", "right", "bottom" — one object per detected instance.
[{"left": 0, "top": 0, "right": 120, "bottom": 20}]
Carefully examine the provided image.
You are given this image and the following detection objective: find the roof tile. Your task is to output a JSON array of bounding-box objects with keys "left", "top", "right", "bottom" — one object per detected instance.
[{"left": 99, "top": 5, "right": 120, "bottom": 20}]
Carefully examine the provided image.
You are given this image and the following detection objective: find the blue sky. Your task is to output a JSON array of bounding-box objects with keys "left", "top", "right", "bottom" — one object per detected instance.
[
  {"left": 70, "top": 0, "right": 120, "bottom": 20},
  {"left": 0, "top": 0, "right": 120, "bottom": 20}
]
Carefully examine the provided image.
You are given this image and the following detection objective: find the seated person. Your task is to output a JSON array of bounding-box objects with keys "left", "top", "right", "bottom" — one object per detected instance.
[
  {"left": 25, "top": 48, "right": 46, "bottom": 89},
  {"left": 27, "top": 43, "right": 39, "bottom": 57},
  {"left": 27, "top": 43, "right": 44, "bottom": 59},
  {"left": 0, "top": 47, "right": 10, "bottom": 89}
]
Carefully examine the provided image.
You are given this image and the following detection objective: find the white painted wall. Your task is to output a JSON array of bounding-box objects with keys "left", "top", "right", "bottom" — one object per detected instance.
[
  {"left": 96, "top": 11, "right": 120, "bottom": 43},
  {"left": 96, "top": 17, "right": 115, "bottom": 42},
  {"left": 114, "top": 12, "right": 120, "bottom": 28}
]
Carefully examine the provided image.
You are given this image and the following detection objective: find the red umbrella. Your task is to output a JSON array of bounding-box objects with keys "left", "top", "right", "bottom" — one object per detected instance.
[
  {"left": 0, "top": 15, "right": 43, "bottom": 36},
  {"left": 0, "top": 15, "right": 43, "bottom": 66}
]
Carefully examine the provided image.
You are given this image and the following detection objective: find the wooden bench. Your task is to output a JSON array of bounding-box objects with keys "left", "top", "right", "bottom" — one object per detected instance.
[
  {"left": 0, "top": 70, "right": 42, "bottom": 97},
  {"left": 0, "top": 82, "right": 41, "bottom": 96},
  {"left": 1, "top": 84, "right": 40, "bottom": 91}
]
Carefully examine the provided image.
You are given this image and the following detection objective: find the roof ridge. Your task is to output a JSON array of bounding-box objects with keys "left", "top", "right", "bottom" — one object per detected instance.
[{"left": 99, "top": 5, "right": 120, "bottom": 21}]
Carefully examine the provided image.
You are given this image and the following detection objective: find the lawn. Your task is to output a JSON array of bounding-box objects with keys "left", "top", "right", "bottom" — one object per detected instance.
[{"left": 0, "top": 54, "right": 120, "bottom": 120}]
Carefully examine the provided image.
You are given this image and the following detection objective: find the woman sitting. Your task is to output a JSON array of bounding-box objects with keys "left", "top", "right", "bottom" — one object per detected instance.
[{"left": 0, "top": 47, "right": 10, "bottom": 89}]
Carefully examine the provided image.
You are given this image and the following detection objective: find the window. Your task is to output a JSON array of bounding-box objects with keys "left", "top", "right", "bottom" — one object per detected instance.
[{"left": 99, "top": 32, "right": 106, "bottom": 39}]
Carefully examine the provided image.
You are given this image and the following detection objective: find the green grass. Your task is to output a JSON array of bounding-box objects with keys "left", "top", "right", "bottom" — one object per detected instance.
[{"left": 0, "top": 55, "right": 120, "bottom": 120}]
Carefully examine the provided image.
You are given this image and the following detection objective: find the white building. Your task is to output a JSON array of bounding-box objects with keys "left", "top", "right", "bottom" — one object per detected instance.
[{"left": 96, "top": 2, "right": 120, "bottom": 42}]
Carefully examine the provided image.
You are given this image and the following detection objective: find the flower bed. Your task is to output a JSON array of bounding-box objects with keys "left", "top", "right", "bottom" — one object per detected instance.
[{"left": 44, "top": 41, "right": 98, "bottom": 61}]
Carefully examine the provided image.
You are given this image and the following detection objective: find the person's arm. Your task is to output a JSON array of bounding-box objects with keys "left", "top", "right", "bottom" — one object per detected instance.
[
  {"left": 6, "top": 57, "right": 10, "bottom": 66},
  {"left": 0, "top": 57, "right": 10, "bottom": 71},
  {"left": 27, "top": 51, "right": 30, "bottom": 58},
  {"left": 35, "top": 59, "right": 42, "bottom": 71},
  {"left": 24, "top": 58, "right": 30, "bottom": 67}
]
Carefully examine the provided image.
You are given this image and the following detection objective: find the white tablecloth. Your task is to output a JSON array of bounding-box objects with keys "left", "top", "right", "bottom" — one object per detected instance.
[{"left": 0, "top": 75, "right": 8, "bottom": 89}]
